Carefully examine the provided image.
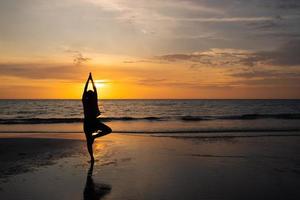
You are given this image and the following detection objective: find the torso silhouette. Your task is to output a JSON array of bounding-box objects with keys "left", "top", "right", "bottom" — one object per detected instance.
[{"left": 82, "top": 91, "right": 101, "bottom": 119}]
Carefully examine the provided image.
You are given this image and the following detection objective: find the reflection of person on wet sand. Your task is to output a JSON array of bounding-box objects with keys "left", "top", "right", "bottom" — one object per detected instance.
[
  {"left": 84, "top": 162, "right": 111, "bottom": 200},
  {"left": 82, "top": 72, "right": 112, "bottom": 162}
]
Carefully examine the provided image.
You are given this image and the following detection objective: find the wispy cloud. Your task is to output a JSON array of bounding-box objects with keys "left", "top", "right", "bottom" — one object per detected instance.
[
  {"left": 152, "top": 39, "right": 300, "bottom": 67},
  {"left": 247, "top": 15, "right": 283, "bottom": 30},
  {"left": 135, "top": 77, "right": 232, "bottom": 89},
  {"left": 63, "top": 49, "right": 91, "bottom": 65},
  {"left": 72, "top": 53, "right": 91, "bottom": 65},
  {"left": 230, "top": 68, "right": 300, "bottom": 79},
  {"left": 254, "top": 40, "right": 300, "bottom": 66},
  {"left": 153, "top": 49, "right": 255, "bottom": 67},
  {"left": 0, "top": 63, "right": 84, "bottom": 80},
  {"left": 274, "top": 0, "right": 300, "bottom": 10}
]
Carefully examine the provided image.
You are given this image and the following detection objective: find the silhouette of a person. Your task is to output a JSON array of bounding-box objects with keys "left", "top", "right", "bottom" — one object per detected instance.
[
  {"left": 84, "top": 162, "right": 111, "bottom": 200},
  {"left": 82, "top": 72, "right": 112, "bottom": 162}
]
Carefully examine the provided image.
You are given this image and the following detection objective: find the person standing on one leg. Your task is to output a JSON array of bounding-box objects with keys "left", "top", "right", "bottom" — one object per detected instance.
[{"left": 82, "top": 73, "right": 112, "bottom": 162}]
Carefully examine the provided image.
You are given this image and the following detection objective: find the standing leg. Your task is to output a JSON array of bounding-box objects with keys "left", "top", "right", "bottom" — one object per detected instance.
[
  {"left": 86, "top": 139, "right": 94, "bottom": 163},
  {"left": 84, "top": 120, "right": 95, "bottom": 162}
]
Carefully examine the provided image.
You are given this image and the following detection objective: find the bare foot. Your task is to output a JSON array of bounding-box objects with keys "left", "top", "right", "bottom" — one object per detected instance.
[{"left": 88, "top": 157, "right": 94, "bottom": 164}]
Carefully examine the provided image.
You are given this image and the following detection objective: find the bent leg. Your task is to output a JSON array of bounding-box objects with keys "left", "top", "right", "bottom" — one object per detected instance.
[{"left": 93, "top": 121, "right": 112, "bottom": 139}]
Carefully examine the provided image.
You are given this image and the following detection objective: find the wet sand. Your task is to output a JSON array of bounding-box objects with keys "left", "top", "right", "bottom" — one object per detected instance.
[
  {"left": 0, "top": 138, "right": 85, "bottom": 181},
  {"left": 0, "top": 133, "right": 300, "bottom": 200}
]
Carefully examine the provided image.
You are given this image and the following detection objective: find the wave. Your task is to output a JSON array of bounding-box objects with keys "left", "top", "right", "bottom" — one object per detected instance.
[
  {"left": 219, "top": 113, "right": 300, "bottom": 120},
  {"left": 0, "top": 113, "right": 300, "bottom": 124},
  {"left": 0, "top": 117, "right": 161, "bottom": 124},
  {"left": 181, "top": 113, "right": 300, "bottom": 121},
  {"left": 0, "top": 128, "right": 300, "bottom": 134},
  {"left": 0, "top": 129, "right": 300, "bottom": 140},
  {"left": 0, "top": 118, "right": 83, "bottom": 124}
]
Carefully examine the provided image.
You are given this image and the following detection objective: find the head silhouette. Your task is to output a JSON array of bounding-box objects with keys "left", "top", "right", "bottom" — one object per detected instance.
[{"left": 86, "top": 90, "right": 96, "bottom": 100}]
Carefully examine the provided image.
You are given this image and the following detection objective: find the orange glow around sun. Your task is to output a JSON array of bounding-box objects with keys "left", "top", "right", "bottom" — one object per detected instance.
[{"left": 95, "top": 80, "right": 109, "bottom": 89}]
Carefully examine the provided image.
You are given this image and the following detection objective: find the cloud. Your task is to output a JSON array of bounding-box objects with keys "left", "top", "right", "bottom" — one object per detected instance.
[
  {"left": 230, "top": 69, "right": 300, "bottom": 79},
  {"left": 275, "top": 0, "right": 300, "bottom": 10},
  {"left": 174, "top": 16, "right": 274, "bottom": 23},
  {"left": 72, "top": 52, "right": 91, "bottom": 65},
  {"left": 234, "top": 40, "right": 300, "bottom": 67},
  {"left": 154, "top": 49, "right": 254, "bottom": 67},
  {"left": 135, "top": 77, "right": 232, "bottom": 89},
  {"left": 1, "top": 0, "right": 300, "bottom": 58},
  {"left": 136, "top": 78, "right": 167, "bottom": 86},
  {"left": 153, "top": 39, "right": 300, "bottom": 67},
  {"left": 247, "top": 15, "right": 283, "bottom": 30},
  {"left": 155, "top": 53, "right": 204, "bottom": 62},
  {"left": 231, "top": 76, "right": 300, "bottom": 87},
  {"left": 82, "top": 0, "right": 221, "bottom": 36},
  {"left": 0, "top": 63, "right": 84, "bottom": 80},
  {"left": 253, "top": 32, "right": 300, "bottom": 39},
  {"left": 229, "top": 70, "right": 277, "bottom": 79},
  {"left": 64, "top": 49, "right": 91, "bottom": 65},
  {"left": 82, "top": 0, "right": 288, "bottom": 43},
  {"left": 255, "top": 40, "right": 300, "bottom": 66},
  {"left": 227, "top": 64, "right": 300, "bottom": 88}
]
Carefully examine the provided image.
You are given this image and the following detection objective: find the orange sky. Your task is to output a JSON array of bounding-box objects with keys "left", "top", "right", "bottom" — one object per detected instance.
[{"left": 1, "top": 0, "right": 300, "bottom": 99}]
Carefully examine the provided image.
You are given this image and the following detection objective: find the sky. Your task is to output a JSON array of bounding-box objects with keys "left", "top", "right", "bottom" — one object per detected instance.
[{"left": 0, "top": 0, "right": 300, "bottom": 99}]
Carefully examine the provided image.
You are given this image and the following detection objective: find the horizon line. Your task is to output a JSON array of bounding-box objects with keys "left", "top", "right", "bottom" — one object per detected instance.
[{"left": 1, "top": 98, "right": 300, "bottom": 100}]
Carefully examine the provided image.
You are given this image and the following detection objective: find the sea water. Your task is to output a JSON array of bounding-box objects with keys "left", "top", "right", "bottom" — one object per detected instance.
[{"left": 0, "top": 99, "right": 300, "bottom": 137}]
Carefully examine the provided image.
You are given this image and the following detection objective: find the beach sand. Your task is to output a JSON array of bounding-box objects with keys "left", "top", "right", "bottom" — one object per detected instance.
[{"left": 0, "top": 133, "right": 300, "bottom": 200}]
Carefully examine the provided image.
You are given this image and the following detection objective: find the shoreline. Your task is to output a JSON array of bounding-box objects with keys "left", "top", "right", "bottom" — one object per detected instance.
[{"left": 0, "top": 131, "right": 300, "bottom": 140}]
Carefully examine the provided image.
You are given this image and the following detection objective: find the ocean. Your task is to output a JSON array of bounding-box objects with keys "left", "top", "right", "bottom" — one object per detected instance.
[{"left": 1, "top": 99, "right": 300, "bottom": 137}]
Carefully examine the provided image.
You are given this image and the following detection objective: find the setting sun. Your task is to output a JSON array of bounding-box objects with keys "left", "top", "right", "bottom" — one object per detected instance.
[{"left": 95, "top": 80, "right": 109, "bottom": 89}]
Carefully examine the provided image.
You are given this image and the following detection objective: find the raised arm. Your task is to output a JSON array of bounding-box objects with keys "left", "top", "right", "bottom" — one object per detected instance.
[
  {"left": 82, "top": 73, "right": 91, "bottom": 100},
  {"left": 90, "top": 73, "right": 97, "bottom": 96}
]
